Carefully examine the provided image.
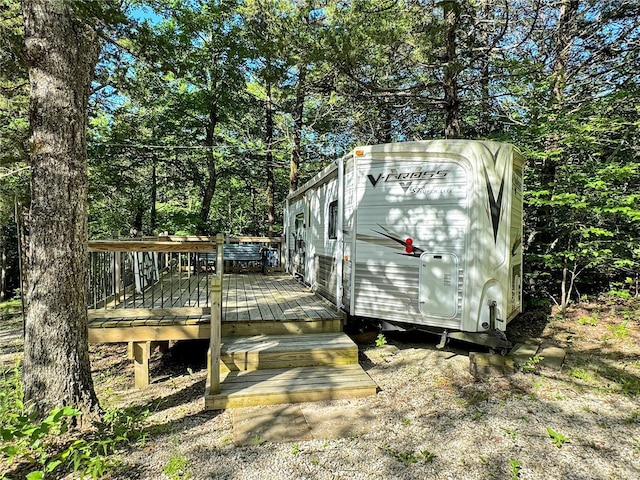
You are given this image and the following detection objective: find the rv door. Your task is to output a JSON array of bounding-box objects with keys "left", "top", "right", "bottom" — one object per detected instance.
[
  {"left": 292, "top": 212, "right": 306, "bottom": 278},
  {"left": 419, "top": 252, "right": 459, "bottom": 318}
]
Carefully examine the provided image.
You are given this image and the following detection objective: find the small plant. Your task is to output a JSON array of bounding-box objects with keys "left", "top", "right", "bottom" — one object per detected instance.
[
  {"left": 504, "top": 428, "right": 518, "bottom": 441},
  {"left": 546, "top": 427, "right": 569, "bottom": 448},
  {"left": 607, "top": 320, "right": 630, "bottom": 340},
  {"left": 379, "top": 444, "right": 435, "bottom": 466},
  {"left": 251, "top": 434, "right": 262, "bottom": 446},
  {"left": 471, "top": 411, "right": 484, "bottom": 421},
  {"left": 375, "top": 334, "right": 387, "bottom": 347},
  {"left": 401, "top": 417, "right": 411, "bottom": 425},
  {"left": 519, "top": 355, "right": 544, "bottom": 373},
  {"left": 509, "top": 459, "right": 522, "bottom": 479},
  {"left": 620, "top": 377, "right": 640, "bottom": 396},
  {"left": 1, "top": 361, "right": 148, "bottom": 480},
  {"left": 553, "top": 390, "right": 567, "bottom": 401},
  {"left": 418, "top": 449, "right": 436, "bottom": 464},
  {"left": 632, "top": 437, "right": 640, "bottom": 455},
  {"left": 568, "top": 367, "right": 593, "bottom": 382},
  {"left": 291, "top": 443, "right": 299, "bottom": 455},
  {"left": 163, "top": 453, "right": 192, "bottom": 480},
  {"left": 0, "top": 298, "right": 22, "bottom": 315},
  {"left": 578, "top": 315, "right": 598, "bottom": 326}
]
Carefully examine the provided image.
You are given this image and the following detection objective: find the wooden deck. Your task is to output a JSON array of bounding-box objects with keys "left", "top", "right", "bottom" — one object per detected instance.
[
  {"left": 88, "top": 263, "right": 375, "bottom": 407},
  {"left": 88, "top": 273, "right": 343, "bottom": 340},
  {"left": 88, "top": 273, "right": 346, "bottom": 388}
]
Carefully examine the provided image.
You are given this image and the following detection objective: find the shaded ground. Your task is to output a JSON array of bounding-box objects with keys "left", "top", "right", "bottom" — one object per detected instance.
[{"left": 2, "top": 299, "right": 639, "bottom": 479}]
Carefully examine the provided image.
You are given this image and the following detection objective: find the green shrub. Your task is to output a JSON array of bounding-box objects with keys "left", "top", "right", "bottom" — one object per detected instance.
[{"left": 1, "top": 363, "right": 148, "bottom": 479}]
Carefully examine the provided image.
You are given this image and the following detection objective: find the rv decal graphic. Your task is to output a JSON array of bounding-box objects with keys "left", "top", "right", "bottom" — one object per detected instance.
[
  {"left": 511, "top": 235, "right": 522, "bottom": 257},
  {"left": 483, "top": 164, "right": 504, "bottom": 243},
  {"left": 367, "top": 168, "right": 449, "bottom": 191},
  {"left": 371, "top": 225, "right": 424, "bottom": 257}
]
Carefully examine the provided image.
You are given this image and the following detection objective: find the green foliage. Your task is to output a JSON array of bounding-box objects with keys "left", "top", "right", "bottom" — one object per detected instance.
[
  {"left": 0, "top": 0, "right": 29, "bottom": 167},
  {"left": 0, "top": 298, "right": 22, "bottom": 315},
  {"left": 509, "top": 459, "right": 522, "bottom": 479},
  {"left": 1, "top": 364, "right": 148, "bottom": 479},
  {"left": 567, "top": 367, "right": 593, "bottom": 382},
  {"left": 504, "top": 428, "right": 518, "bottom": 441},
  {"left": 607, "top": 321, "right": 631, "bottom": 341},
  {"left": 4, "top": 0, "right": 640, "bottom": 303},
  {"left": 519, "top": 355, "right": 544, "bottom": 374},
  {"left": 379, "top": 444, "right": 435, "bottom": 466},
  {"left": 578, "top": 314, "right": 598, "bottom": 327},
  {"left": 375, "top": 334, "right": 387, "bottom": 347},
  {"left": 162, "top": 453, "right": 192, "bottom": 480},
  {"left": 546, "top": 427, "right": 569, "bottom": 448}
]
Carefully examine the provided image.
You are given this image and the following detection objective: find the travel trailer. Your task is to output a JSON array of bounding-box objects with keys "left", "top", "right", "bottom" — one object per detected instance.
[{"left": 284, "top": 140, "right": 524, "bottom": 350}]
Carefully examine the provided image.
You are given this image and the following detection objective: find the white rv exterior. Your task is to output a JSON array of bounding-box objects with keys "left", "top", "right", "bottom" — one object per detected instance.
[{"left": 285, "top": 140, "right": 524, "bottom": 341}]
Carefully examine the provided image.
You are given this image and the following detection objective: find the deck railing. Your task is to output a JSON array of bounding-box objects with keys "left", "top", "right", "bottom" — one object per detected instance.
[
  {"left": 87, "top": 234, "right": 283, "bottom": 394},
  {"left": 87, "top": 239, "right": 218, "bottom": 314}
]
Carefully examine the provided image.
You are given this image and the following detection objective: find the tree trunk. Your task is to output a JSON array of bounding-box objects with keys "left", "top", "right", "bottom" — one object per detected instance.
[
  {"left": 376, "top": 96, "right": 393, "bottom": 144},
  {"left": 538, "top": 1, "right": 579, "bottom": 248},
  {"left": 289, "top": 64, "right": 306, "bottom": 195},
  {"left": 150, "top": 154, "right": 157, "bottom": 233},
  {"left": 265, "top": 80, "right": 275, "bottom": 237},
  {"left": 443, "top": 1, "right": 461, "bottom": 138},
  {"left": 478, "top": 0, "right": 491, "bottom": 137},
  {"left": 22, "top": 0, "right": 100, "bottom": 417},
  {"left": 132, "top": 205, "right": 144, "bottom": 236},
  {"left": 199, "top": 101, "right": 218, "bottom": 231},
  {"left": 561, "top": 265, "right": 568, "bottom": 316},
  {"left": 1, "top": 239, "right": 6, "bottom": 302}
]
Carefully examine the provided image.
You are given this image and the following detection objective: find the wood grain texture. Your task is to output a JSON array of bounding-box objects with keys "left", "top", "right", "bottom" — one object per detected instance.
[
  {"left": 88, "top": 240, "right": 215, "bottom": 253},
  {"left": 204, "top": 364, "right": 377, "bottom": 409},
  {"left": 220, "top": 333, "right": 358, "bottom": 372}
]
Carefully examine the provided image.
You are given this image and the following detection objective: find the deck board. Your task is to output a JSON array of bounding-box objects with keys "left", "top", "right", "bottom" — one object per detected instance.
[
  {"left": 205, "top": 364, "right": 377, "bottom": 409},
  {"left": 220, "top": 333, "right": 358, "bottom": 372},
  {"left": 88, "top": 273, "right": 343, "bottom": 339}
]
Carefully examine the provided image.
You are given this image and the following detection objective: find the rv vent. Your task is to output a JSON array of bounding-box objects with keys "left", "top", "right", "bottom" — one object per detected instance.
[{"left": 443, "top": 273, "right": 452, "bottom": 286}]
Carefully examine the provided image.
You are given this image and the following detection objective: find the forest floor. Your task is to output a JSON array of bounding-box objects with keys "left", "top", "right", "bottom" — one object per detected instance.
[{"left": 1, "top": 298, "right": 639, "bottom": 479}]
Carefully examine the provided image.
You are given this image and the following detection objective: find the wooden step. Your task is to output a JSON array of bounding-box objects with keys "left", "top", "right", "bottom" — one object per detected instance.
[
  {"left": 220, "top": 333, "right": 358, "bottom": 372},
  {"left": 221, "top": 318, "right": 343, "bottom": 336},
  {"left": 204, "top": 364, "right": 377, "bottom": 409}
]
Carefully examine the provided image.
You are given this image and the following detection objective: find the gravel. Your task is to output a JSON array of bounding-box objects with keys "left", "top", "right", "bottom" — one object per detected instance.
[
  {"left": 3, "top": 306, "right": 639, "bottom": 479},
  {"left": 104, "top": 308, "right": 640, "bottom": 480}
]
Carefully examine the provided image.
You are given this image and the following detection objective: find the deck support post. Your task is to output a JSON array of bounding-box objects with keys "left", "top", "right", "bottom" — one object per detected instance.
[
  {"left": 207, "top": 277, "right": 222, "bottom": 395},
  {"left": 207, "top": 233, "right": 224, "bottom": 395},
  {"left": 133, "top": 340, "right": 151, "bottom": 388},
  {"left": 216, "top": 232, "right": 224, "bottom": 277}
]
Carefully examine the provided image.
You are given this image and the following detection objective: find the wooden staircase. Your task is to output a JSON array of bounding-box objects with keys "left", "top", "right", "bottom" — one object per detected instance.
[{"left": 204, "top": 324, "right": 377, "bottom": 410}]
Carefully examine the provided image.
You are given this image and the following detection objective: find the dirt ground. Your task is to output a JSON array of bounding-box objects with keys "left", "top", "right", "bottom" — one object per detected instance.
[{"left": 2, "top": 298, "right": 639, "bottom": 479}]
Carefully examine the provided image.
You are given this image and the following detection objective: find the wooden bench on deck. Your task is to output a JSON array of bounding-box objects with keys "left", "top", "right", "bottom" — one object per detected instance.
[{"left": 199, "top": 243, "right": 267, "bottom": 274}]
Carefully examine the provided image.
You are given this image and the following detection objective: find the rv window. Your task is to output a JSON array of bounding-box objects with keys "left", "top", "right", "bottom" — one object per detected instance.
[{"left": 328, "top": 200, "right": 338, "bottom": 239}]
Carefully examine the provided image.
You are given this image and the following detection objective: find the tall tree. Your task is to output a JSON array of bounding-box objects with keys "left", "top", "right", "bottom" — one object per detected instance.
[
  {"left": 22, "top": 0, "right": 100, "bottom": 416},
  {"left": 0, "top": 0, "right": 30, "bottom": 300},
  {"left": 504, "top": 0, "right": 640, "bottom": 305}
]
